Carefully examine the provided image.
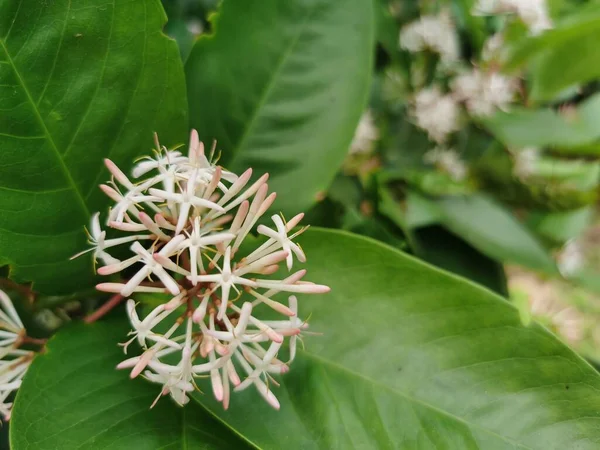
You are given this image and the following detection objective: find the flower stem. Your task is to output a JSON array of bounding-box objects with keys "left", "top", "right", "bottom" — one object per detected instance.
[{"left": 84, "top": 294, "right": 124, "bottom": 324}]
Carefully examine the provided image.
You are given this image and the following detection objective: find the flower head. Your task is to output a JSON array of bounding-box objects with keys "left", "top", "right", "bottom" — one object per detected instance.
[
  {"left": 412, "top": 87, "right": 461, "bottom": 144},
  {"left": 81, "top": 130, "right": 330, "bottom": 410},
  {"left": 399, "top": 10, "right": 460, "bottom": 64},
  {"left": 512, "top": 147, "right": 540, "bottom": 180},
  {"left": 452, "top": 68, "right": 518, "bottom": 117},
  {"left": 424, "top": 147, "right": 468, "bottom": 182},
  {"left": 0, "top": 289, "right": 37, "bottom": 421}
]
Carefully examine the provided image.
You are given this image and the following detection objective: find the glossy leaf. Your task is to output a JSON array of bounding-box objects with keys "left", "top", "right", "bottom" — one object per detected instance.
[
  {"left": 13, "top": 229, "right": 600, "bottom": 448},
  {"left": 186, "top": 229, "right": 600, "bottom": 448},
  {"left": 435, "top": 195, "right": 557, "bottom": 273},
  {"left": 0, "top": 0, "right": 188, "bottom": 294},
  {"left": 185, "top": 0, "right": 374, "bottom": 215},
  {"left": 10, "top": 319, "right": 248, "bottom": 450}
]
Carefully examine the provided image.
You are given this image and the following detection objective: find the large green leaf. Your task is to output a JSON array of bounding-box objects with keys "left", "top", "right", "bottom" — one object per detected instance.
[
  {"left": 10, "top": 319, "right": 248, "bottom": 449},
  {"left": 13, "top": 229, "right": 600, "bottom": 448},
  {"left": 482, "top": 93, "right": 600, "bottom": 152},
  {"left": 185, "top": 0, "right": 374, "bottom": 215},
  {"left": 435, "top": 195, "right": 557, "bottom": 273},
  {"left": 0, "top": 0, "right": 188, "bottom": 294}
]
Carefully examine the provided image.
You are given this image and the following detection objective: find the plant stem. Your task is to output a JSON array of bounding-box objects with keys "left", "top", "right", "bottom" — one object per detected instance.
[{"left": 84, "top": 294, "right": 124, "bottom": 324}]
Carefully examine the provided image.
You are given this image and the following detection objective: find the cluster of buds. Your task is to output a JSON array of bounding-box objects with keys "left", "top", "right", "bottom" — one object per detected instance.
[
  {"left": 77, "top": 130, "right": 330, "bottom": 410},
  {"left": 0, "top": 289, "right": 44, "bottom": 421}
]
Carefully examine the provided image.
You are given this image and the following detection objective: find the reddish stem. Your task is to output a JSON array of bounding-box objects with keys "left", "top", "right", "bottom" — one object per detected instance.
[
  {"left": 21, "top": 336, "right": 47, "bottom": 346},
  {"left": 84, "top": 294, "right": 124, "bottom": 324}
]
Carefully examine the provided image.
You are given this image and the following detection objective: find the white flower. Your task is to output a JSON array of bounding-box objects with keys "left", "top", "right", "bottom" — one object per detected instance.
[
  {"left": 78, "top": 129, "right": 331, "bottom": 411},
  {"left": 186, "top": 19, "right": 203, "bottom": 37},
  {"left": 482, "top": 33, "right": 505, "bottom": 62},
  {"left": 512, "top": 147, "right": 540, "bottom": 179},
  {"left": 349, "top": 110, "right": 379, "bottom": 155},
  {"left": 0, "top": 289, "right": 38, "bottom": 421},
  {"left": 70, "top": 213, "right": 150, "bottom": 266},
  {"left": 452, "top": 68, "right": 518, "bottom": 116},
  {"left": 424, "top": 147, "right": 468, "bottom": 181},
  {"left": 399, "top": 10, "right": 460, "bottom": 64},
  {"left": 412, "top": 87, "right": 460, "bottom": 144},
  {"left": 473, "top": 0, "right": 552, "bottom": 35},
  {"left": 557, "top": 240, "right": 584, "bottom": 278}
]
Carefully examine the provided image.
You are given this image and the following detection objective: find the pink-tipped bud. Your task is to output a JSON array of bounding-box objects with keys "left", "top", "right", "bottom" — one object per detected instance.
[
  {"left": 212, "top": 371, "right": 224, "bottom": 402},
  {"left": 286, "top": 213, "right": 305, "bottom": 230},
  {"left": 258, "top": 192, "right": 277, "bottom": 216},
  {"left": 164, "top": 294, "right": 185, "bottom": 311},
  {"left": 260, "top": 264, "right": 279, "bottom": 275},
  {"left": 97, "top": 264, "right": 122, "bottom": 276},
  {"left": 109, "top": 221, "right": 144, "bottom": 232},
  {"left": 99, "top": 184, "right": 121, "bottom": 202},
  {"left": 104, "top": 159, "right": 131, "bottom": 187},
  {"left": 130, "top": 350, "right": 155, "bottom": 379},
  {"left": 227, "top": 361, "right": 241, "bottom": 386},
  {"left": 278, "top": 328, "right": 302, "bottom": 337}
]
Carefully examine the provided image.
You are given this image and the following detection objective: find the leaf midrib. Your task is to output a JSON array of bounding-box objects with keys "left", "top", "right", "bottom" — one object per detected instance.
[
  {"left": 225, "top": 2, "right": 318, "bottom": 166},
  {"left": 0, "top": 37, "right": 91, "bottom": 219}
]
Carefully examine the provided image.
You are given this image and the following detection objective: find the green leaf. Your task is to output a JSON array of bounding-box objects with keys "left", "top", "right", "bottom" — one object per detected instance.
[
  {"left": 377, "top": 187, "right": 507, "bottom": 294},
  {"left": 530, "top": 30, "right": 600, "bottom": 102},
  {"left": 502, "top": 4, "right": 600, "bottom": 102},
  {"left": 12, "top": 229, "right": 600, "bottom": 448},
  {"left": 482, "top": 93, "right": 600, "bottom": 151},
  {"left": 529, "top": 207, "right": 595, "bottom": 244},
  {"left": 504, "top": 5, "right": 600, "bottom": 70},
  {"left": 185, "top": 0, "right": 374, "bottom": 215},
  {"left": 10, "top": 319, "right": 249, "bottom": 450},
  {"left": 435, "top": 195, "right": 557, "bottom": 272},
  {"left": 187, "top": 229, "right": 600, "bottom": 448},
  {"left": 0, "top": 0, "right": 188, "bottom": 294}
]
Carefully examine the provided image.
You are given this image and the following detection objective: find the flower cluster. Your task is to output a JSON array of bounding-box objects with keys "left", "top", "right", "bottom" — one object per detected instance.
[
  {"left": 424, "top": 147, "right": 468, "bottom": 182},
  {"left": 398, "top": 2, "right": 552, "bottom": 181},
  {"left": 473, "top": 0, "right": 552, "bottom": 35},
  {"left": 79, "top": 130, "right": 330, "bottom": 410},
  {"left": 399, "top": 10, "right": 460, "bottom": 65},
  {"left": 452, "top": 69, "right": 518, "bottom": 117},
  {"left": 0, "top": 289, "right": 38, "bottom": 421},
  {"left": 412, "top": 87, "right": 461, "bottom": 144}
]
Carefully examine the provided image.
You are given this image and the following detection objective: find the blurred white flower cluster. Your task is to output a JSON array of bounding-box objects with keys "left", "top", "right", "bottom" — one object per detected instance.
[
  {"left": 473, "top": 0, "right": 552, "bottom": 35},
  {"left": 0, "top": 289, "right": 39, "bottom": 421},
  {"left": 398, "top": 1, "right": 551, "bottom": 181},
  {"left": 424, "top": 146, "right": 468, "bottom": 182},
  {"left": 413, "top": 87, "right": 460, "bottom": 144},
  {"left": 80, "top": 130, "right": 330, "bottom": 410},
  {"left": 399, "top": 10, "right": 460, "bottom": 64},
  {"left": 452, "top": 69, "right": 518, "bottom": 117},
  {"left": 349, "top": 110, "right": 379, "bottom": 155}
]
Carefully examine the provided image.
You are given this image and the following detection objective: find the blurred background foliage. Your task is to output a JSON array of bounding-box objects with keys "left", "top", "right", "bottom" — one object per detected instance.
[{"left": 159, "top": 0, "right": 600, "bottom": 361}]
